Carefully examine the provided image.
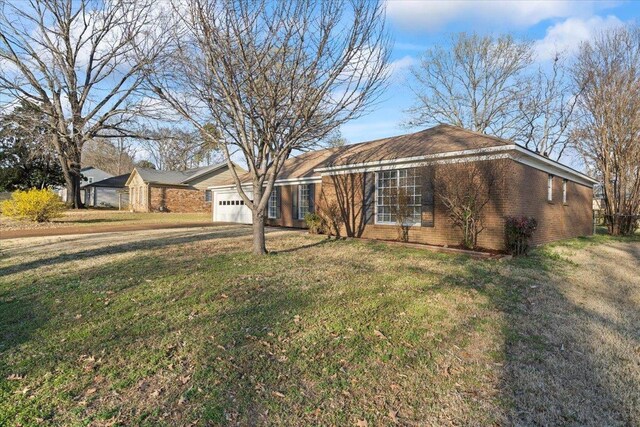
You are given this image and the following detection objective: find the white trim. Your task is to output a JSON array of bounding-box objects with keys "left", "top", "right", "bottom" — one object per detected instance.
[
  {"left": 324, "top": 153, "right": 512, "bottom": 175},
  {"left": 315, "top": 145, "right": 516, "bottom": 173},
  {"left": 208, "top": 176, "right": 320, "bottom": 190},
  {"left": 547, "top": 175, "right": 554, "bottom": 202},
  {"left": 273, "top": 177, "right": 322, "bottom": 186},
  {"left": 511, "top": 146, "right": 596, "bottom": 185}
]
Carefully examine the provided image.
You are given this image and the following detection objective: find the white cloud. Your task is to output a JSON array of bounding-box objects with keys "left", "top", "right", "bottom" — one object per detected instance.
[
  {"left": 534, "top": 15, "right": 624, "bottom": 61},
  {"left": 385, "top": 0, "right": 615, "bottom": 31},
  {"left": 389, "top": 55, "right": 416, "bottom": 76}
]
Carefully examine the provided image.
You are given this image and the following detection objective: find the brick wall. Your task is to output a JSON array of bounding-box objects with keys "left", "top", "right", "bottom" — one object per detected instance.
[
  {"left": 506, "top": 162, "right": 593, "bottom": 246},
  {"left": 148, "top": 185, "right": 212, "bottom": 214},
  {"left": 265, "top": 183, "right": 322, "bottom": 228},
  {"left": 263, "top": 159, "right": 593, "bottom": 250}
]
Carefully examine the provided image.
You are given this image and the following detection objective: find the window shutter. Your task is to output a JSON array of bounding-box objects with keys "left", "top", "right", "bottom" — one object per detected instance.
[
  {"left": 308, "top": 184, "right": 315, "bottom": 213},
  {"left": 421, "top": 168, "right": 435, "bottom": 227},
  {"left": 276, "top": 187, "right": 281, "bottom": 219},
  {"left": 292, "top": 185, "right": 298, "bottom": 220},
  {"left": 364, "top": 172, "right": 375, "bottom": 225}
]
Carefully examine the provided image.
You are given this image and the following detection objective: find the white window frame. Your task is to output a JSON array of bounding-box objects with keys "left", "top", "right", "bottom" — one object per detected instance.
[
  {"left": 204, "top": 189, "right": 212, "bottom": 202},
  {"left": 547, "top": 175, "right": 554, "bottom": 202},
  {"left": 298, "top": 185, "right": 310, "bottom": 219},
  {"left": 562, "top": 179, "right": 567, "bottom": 204},
  {"left": 268, "top": 188, "right": 278, "bottom": 219},
  {"left": 375, "top": 168, "right": 422, "bottom": 226}
]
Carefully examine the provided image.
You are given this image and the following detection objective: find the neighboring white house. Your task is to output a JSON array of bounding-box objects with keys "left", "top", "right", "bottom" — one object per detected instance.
[{"left": 57, "top": 166, "right": 113, "bottom": 204}]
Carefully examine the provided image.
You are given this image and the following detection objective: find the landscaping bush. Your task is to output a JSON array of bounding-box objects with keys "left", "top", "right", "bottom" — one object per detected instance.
[
  {"left": 0, "top": 188, "right": 66, "bottom": 222},
  {"left": 304, "top": 212, "right": 324, "bottom": 234},
  {"left": 505, "top": 216, "right": 537, "bottom": 256}
]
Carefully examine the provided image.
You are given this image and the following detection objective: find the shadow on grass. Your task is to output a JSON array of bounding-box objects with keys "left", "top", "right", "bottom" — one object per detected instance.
[
  {"left": 0, "top": 226, "right": 261, "bottom": 276},
  {"left": 476, "top": 246, "right": 637, "bottom": 425}
]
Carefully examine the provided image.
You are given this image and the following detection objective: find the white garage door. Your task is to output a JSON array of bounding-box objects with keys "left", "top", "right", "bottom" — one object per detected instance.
[{"left": 213, "top": 190, "right": 253, "bottom": 224}]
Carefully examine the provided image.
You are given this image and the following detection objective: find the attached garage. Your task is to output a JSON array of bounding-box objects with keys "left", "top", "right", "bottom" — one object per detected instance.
[{"left": 213, "top": 188, "right": 253, "bottom": 224}]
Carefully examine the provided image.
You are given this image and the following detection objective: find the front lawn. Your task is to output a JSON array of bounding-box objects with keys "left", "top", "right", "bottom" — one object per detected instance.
[
  {"left": 0, "top": 228, "right": 637, "bottom": 425},
  {"left": 0, "top": 210, "right": 211, "bottom": 231}
]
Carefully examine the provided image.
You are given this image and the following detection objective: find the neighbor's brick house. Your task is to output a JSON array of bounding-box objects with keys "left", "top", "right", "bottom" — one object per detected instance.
[
  {"left": 209, "top": 125, "right": 596, "bottom": 250},
  {"left": 126, "top": 162, "right": 244, "bottom": 213}
]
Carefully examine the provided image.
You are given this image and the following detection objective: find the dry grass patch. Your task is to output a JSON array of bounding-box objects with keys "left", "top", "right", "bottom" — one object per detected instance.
[{"left": 0, "top": 210, "right": 210, "bottom": 231}]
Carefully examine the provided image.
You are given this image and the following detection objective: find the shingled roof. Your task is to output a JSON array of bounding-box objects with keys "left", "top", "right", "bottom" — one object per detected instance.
[
  {"left": 213, "top": 124, "right": 514, "bottom": 186},
  {"left": 132, "top": 162, "right": 228, "bottom": 186},
  {"left": 85, "top": 173, "right": 131, "bottom": 188}
]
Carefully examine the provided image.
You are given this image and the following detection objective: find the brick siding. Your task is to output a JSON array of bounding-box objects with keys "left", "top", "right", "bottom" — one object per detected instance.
[
  {"left": 148, "top": 185, "right": 212, "bottom": 214},
  {"left": 262, "top": 158, "right": 593, "bottom": 251}
]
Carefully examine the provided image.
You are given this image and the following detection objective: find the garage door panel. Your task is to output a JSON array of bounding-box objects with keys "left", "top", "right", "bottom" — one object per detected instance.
[{"left": 214, "top": 190, "right": 253, "bottom": 224}]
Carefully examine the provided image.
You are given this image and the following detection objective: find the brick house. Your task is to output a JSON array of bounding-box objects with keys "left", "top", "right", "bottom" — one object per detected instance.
[
  {"left": 209, "top": 125, "right": 597, "bottom": 250},
  {"left": 126, "top": 162, "right": 244, "bottom": 213}
]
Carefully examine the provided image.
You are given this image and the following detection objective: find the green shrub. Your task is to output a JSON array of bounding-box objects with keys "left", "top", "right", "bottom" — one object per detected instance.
[
  {"left": 0, "top": 188, "right": 66, "bottom": 222},
  {"left": 304, "top": 212, "right": 324, "bottom": 234},
  {"left": 505, "top": 216, "right": 537, "bottom": 256}
]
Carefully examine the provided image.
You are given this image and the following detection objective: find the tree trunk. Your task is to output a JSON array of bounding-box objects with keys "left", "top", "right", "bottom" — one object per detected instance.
[
  {"left": 61, "top": 157, "right": 83, "bottom": 209},
  {"left": 252, "top": 209, "right": 267, "bottom": 255}
]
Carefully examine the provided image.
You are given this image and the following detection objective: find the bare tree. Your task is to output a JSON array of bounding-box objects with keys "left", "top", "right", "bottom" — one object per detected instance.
[
  {"left": 572, "top": 25, "right": 640, "bottom": 235},
  {"left": 434, "top": 161, "right": 508, "bottom": 250},
  {"left": 407, "top": 33, "right": 533, "bottom": 139},
  {"left": 139, "top": 127, "right": 221, "bottom": 170},
  {"left": 147, "top": 0, "right": 390, "bottom": 254},
  {"left": 0, "top": 0, "right": 169, "bottom": 207},
  {"left": 516, "top": 55, "right": 579, "bottom": 160},
  {"left": 82, "top": 137, "right": 136, "bottom": 175}
]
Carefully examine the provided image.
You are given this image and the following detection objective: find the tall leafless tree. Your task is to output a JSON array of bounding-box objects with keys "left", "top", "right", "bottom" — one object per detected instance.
[
  {"left": 572, "top": 25, "right": 640, "bottom": 235},
  {"left": 515, "top": 55, "right": 580, "bottom": 160},
  {"left": 138, "top": 127, "right": 222, "bottom": 171},
  {"left": 82, "top": 137, "right": 136, "bottom": 175},
  {"left": 0, "top": 0, "right": 169, "bottom": 207},
  {"left": 408, "top": 33, "right": 581, "bottom": 161},
  {"left": 407, "top": 33, "right": 533, "bottom": 139},
  {"left": 147, "top": 0, "right": 390, "bottom": 254}
]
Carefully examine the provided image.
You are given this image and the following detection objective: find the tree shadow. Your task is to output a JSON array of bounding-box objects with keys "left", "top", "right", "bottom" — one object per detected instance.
[
  {"left": 467, "top": 248, "right": 637, "bottom": 425},
  {"left": 0, "top": 226, "right": 262, "bottom": 276}
]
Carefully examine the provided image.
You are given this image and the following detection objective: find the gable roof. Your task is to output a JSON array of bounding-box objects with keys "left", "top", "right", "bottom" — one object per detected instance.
[
  {"left": 85, "top": 173, "right": 131, "bottom": 188},
  {"left": 126, "top": 162, "right": 231, "bottom": 186}
]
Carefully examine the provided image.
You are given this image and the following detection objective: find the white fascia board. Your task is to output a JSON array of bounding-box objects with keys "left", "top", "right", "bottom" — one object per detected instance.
[
  {"left": 316, "top": 145, "right": 597, "bottom": 187},
  {"left": 314, "top": 145, "right": 517, "bottom": 173},
  {"left": 319, "top": 152, "right": 513, "bottom": 175},
  {"left": 271, "top": 177, "right": 322, "bottom": 186},
  {"left": 511, "top": 146, "right": 597, "bottom": 186},
  {"left": 209, "top": 176, "right": 321, "bottom": 190}
]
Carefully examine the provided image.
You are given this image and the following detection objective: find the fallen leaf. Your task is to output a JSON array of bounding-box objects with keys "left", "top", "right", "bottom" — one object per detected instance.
[
  {"left": 272, "top": 391, "right": 285, "bottom": 398},
  {"left": 7, "top": 374, "right": 23, "bottom": 381},
  {"left": 388, "top": 410, "right": 399, "bottom": 423},
  {"left": 356, "top": 419, "right": 368, "bottom": 427},
  {"left": 86, "top": 387, "right": 97, "bottom": 395},
  {"left": 374, "top": 329, "right": 387, "bottom": 340}
]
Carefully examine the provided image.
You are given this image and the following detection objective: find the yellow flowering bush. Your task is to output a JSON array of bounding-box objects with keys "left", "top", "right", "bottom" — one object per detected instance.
[{"left": 0, "top": 189, "right": 66, "bottom": 222}]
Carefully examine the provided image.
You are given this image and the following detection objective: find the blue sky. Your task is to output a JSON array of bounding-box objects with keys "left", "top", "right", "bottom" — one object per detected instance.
[{"left": 340, "top": 0, "right": 639, "bottom": 145}]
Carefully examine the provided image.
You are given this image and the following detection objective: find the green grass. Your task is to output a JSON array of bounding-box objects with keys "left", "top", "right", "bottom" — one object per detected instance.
[{"left": 0, "top": 228, "right": 638, "bottom": 425}]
